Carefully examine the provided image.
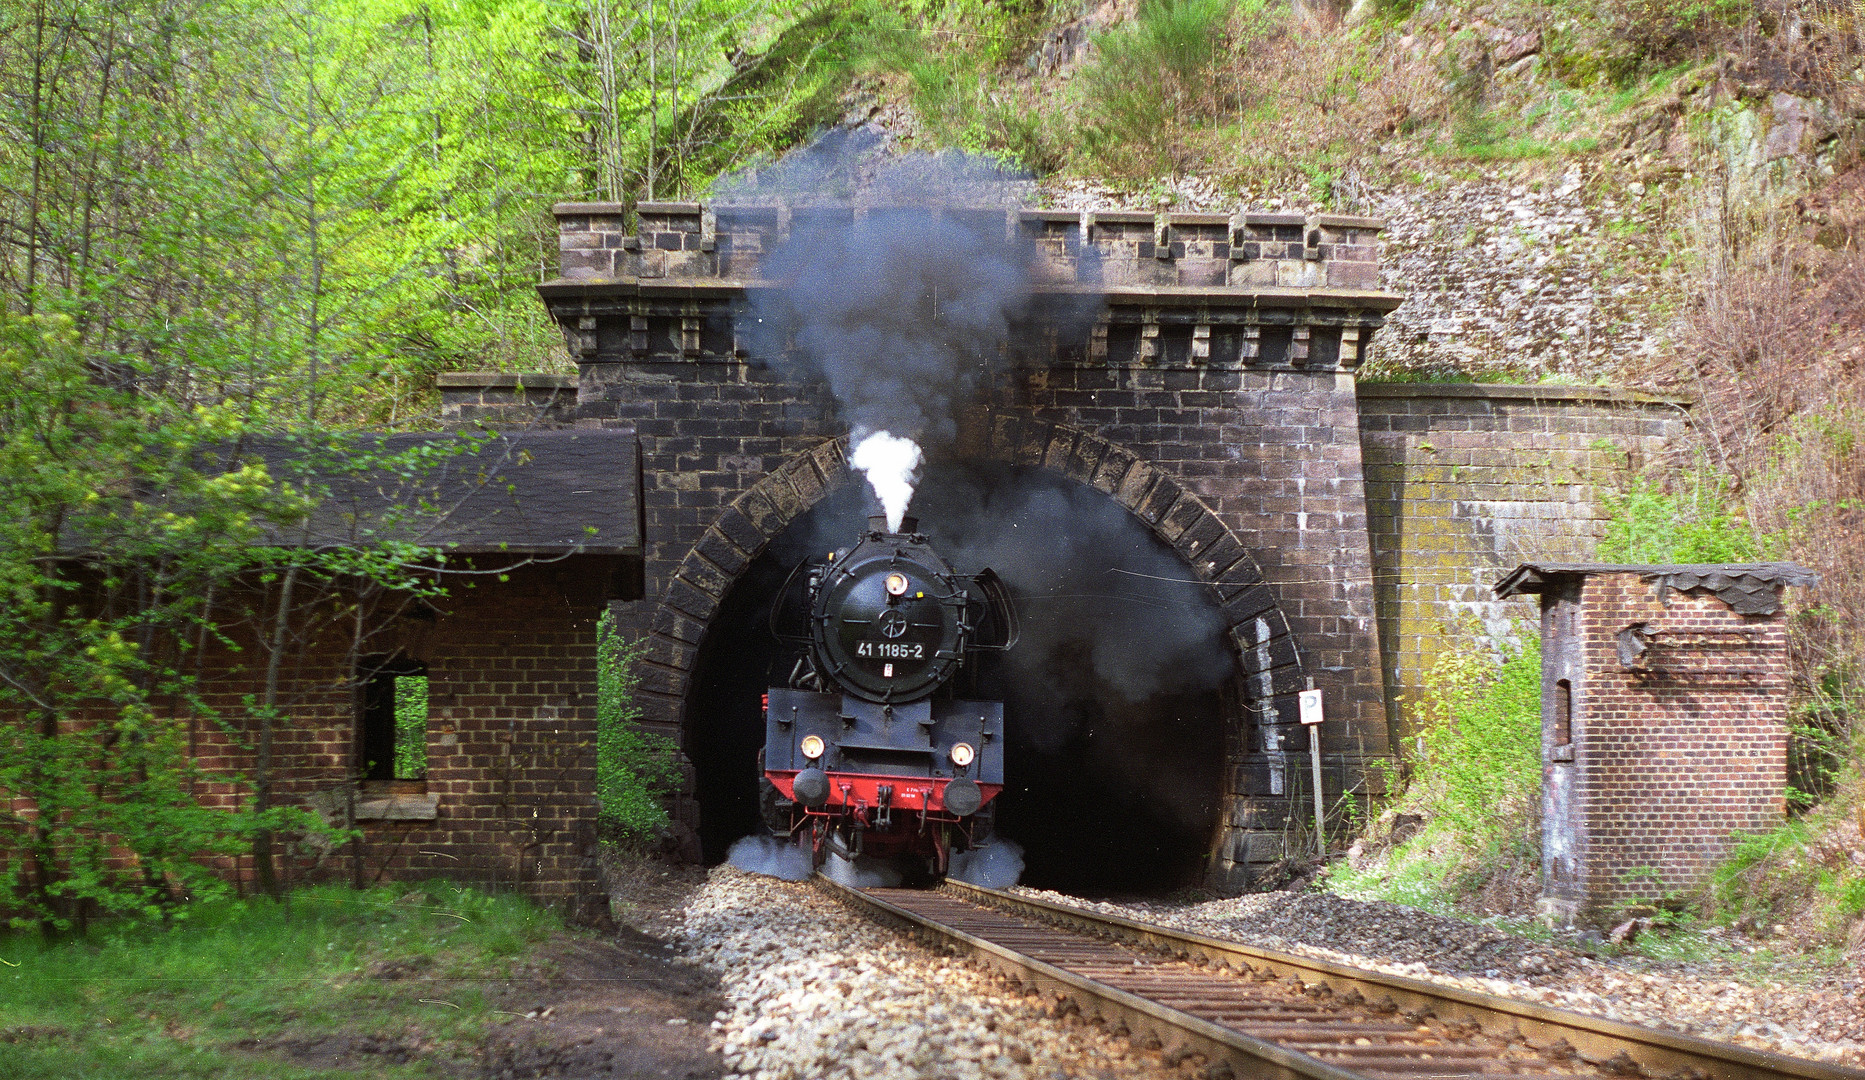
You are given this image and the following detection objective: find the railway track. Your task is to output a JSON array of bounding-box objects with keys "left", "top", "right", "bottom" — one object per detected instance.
[{"left": 817, "top": 875, "right": 1865, "bottom": 1080}]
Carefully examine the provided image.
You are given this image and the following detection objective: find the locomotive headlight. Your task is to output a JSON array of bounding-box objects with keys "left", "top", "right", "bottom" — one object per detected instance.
[
  {"left": 949, "top": 742, "right": 976, "bottom": 768},
  {"left": 800, "top": 735, "right": 826, "bottom": 760},
  {"left": 884, "top": 572, "right": 909, "bottom": 597}
]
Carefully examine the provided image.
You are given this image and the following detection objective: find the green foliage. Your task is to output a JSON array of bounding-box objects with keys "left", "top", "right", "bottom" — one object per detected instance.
[
  {"left": 0, "top": 309, "right": 510, "bottom": 925},
  {"left": 1598, "top": 469, "right": 1760, "bottom": 563},
  {"left": 0, "top": 312, "right": 342, "bottom": 928},
  {"left": 596, "top": 612, "right": 681, "bottom": 845},
  {"left": 0, "top": 0, "right": 843, "bottom": 926},
  {"left": 863, "top": 0, "right": 1062, "bottom": 172},
  {"left": 0, "top": 0, "right": 858, "bottom": 422},
  {"left": 1327, "top": 625, "right": 1543, "bottom": 912},
  {"left": 1543, "top": 0, "right": 1749, "bottom": 87},
  {"left": 393, "top": 674, "right": 429, "bottom": 782},
  {"left": 0, "top": 881, "right": 554, "bottom": 1078},
  {"left": 1409, "top": 627, "right": 1544, "bottom": 847},
  {"left": 1071, "top": 0, "right": 1273, "bottom": 175}
]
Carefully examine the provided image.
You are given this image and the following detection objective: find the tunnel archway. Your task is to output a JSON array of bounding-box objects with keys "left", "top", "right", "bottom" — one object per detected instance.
[{"left": 682, "top": 459, "right": 1243, "bottom": 894}]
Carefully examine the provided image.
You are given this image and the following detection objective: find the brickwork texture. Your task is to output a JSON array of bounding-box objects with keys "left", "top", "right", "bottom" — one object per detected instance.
[
  {"left": 184, "top": 559, "right": 610, "bottom": 919},
  {"left": 1538, "top": 572, "right": 1790, "bottom": 925}
]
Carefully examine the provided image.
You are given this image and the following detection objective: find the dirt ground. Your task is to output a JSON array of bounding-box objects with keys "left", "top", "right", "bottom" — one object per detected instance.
[
  {"left": 470, "top": 924, "right": 722, "bottom": 1080},
  {"left": 472, "top": 853, "right": 720, "bottom": 1079},
  {"left": 254, "top": 853, "right": 721, "bottom": 1079}
]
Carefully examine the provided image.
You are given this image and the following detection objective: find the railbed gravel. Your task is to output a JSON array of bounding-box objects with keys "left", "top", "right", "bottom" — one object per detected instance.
[
  {"left": 1012, "top": 887, "right": 1865, "bottom": 1068},
  {"left": 672, "top": 866, "right": 1189, "bottom": 1080}
]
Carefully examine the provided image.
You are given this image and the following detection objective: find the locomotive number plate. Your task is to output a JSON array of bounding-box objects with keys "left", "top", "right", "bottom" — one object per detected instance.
[{"left": 857, "top": 641, "right": 924, "bottom": 659}]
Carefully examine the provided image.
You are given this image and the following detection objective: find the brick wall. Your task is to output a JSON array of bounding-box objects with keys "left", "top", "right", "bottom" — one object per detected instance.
[
  {"left": 1538, "top": 571, "right": 1791, "bottom": 924},
  {"left": 184, "top": 558, "right": 610, "bottom": 918},
  {"left": 436, "top": 373, "right": 578, "bottom": 427},
  {"left": 1357, "top": 384, "right": 1691, "bottom": 738}
]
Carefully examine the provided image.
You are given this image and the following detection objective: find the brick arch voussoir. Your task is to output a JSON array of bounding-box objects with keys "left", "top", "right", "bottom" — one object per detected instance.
[
  {"left": 968, "top": 412, "right": 1305, "bottom": 706},
  {"left": 644, "top": 437, "right": 857, "bottom": 689}
]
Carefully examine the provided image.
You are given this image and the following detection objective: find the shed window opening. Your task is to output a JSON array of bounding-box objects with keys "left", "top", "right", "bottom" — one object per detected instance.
[
  {"left": 1554, "top": 678, "right": 1573, "bottom": 747},
  {"left": 360, "top": 658, "right": 428, "bottom": 782}
]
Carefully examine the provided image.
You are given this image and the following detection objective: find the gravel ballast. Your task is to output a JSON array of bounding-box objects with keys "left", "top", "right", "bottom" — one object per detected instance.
[
  {"left": 674, "top": 867, "right": 1190, "bottom": 1080},
  {"left": 666, "top": 864, "right": 1862, "bottom": 1078},
  {"left": 1013, "top": 888, "right": 1865, "bottom": 1067}
]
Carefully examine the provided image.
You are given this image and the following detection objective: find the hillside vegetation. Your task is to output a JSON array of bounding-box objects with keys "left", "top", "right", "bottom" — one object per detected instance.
[
  {"left": 0, "top": 0, "right": 1859, "bottom": 949},
  {"left": 852, "top": 0, "right": 1865, "bottom": 954}
]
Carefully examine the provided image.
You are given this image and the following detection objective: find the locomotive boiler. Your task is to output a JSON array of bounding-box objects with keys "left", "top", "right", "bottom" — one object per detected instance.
[{"left": 760, "top": 515, "right": 1016, "bottom": 876}]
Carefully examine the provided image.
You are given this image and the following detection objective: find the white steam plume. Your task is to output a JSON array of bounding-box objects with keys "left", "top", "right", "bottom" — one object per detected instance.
[
  {"left": 822, "top": 851, "right": 904, "bottom": 888},
  {"left": 948, "top": 838, "right": 1024, "bottom": 889},
  {"left": 725, "top": 834, "right": 814, "bottom": 881},
  {"left": 851, "top": 430, "right": 922, "bottom": 533}
]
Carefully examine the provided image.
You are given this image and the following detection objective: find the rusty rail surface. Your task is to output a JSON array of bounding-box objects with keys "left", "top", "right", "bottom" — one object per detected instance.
[{"left": 816, "top": 874, "right": 1865, "bottom": 1080}]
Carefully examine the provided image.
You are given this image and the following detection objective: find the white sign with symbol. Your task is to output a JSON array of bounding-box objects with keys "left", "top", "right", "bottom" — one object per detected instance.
[{"left": 1298, "top": 688, "right": 1324, "bottom": 726}]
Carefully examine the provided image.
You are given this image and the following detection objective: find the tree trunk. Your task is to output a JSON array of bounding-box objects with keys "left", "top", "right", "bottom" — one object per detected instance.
[{"left": 252, "top": 561, "right": 300, "bottom": 898}]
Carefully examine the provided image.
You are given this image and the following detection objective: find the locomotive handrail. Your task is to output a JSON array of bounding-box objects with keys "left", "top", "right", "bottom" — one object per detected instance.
[{"left": 766, "top": 558, "right": 815, "bottom": 644}]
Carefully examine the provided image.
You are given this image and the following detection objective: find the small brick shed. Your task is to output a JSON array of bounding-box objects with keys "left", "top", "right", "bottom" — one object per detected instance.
[
  {"left": 1495, "top": 562, "right": 1818, "bottom": 925},
  {"left": 197, "top": 430, "right": 641, "bottom": 919}
]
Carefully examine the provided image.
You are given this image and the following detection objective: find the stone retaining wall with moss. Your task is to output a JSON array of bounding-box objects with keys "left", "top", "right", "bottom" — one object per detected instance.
[{"left": 1355, "top": 383, "right": 1692, "bottom": 745}]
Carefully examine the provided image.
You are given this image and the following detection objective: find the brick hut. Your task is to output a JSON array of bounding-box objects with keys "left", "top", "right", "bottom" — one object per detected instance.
[
  {"left": 203, "top": 430, "right": 640, "bottom": 919},
  {"left": 1494, "top": 562, "right": 1818, "bottom": 926}
]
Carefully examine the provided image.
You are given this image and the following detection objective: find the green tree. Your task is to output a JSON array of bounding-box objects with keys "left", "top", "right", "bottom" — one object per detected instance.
[{"left": 0, "top": 312, "right": 330, "bottom": 929}]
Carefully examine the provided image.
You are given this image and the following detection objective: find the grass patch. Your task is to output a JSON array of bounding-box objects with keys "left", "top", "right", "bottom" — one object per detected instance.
[
  {"left": 0, "top": 881, "right": 557, "bottom": 1078},
  {"left": 1708, "top": 796, "right": 1865, "bottom": 951}
]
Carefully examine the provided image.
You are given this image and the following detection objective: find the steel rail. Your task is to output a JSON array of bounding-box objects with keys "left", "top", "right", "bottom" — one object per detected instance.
[
  {"left": 944, "top": 881, "right": 1865, "bottom": 1080},
  {"left": 817, "top": 873, "right": 1865, "bottom": 1080},
  {"left": 817, "top": 873, "right": 1369, "bottom": 1080}
]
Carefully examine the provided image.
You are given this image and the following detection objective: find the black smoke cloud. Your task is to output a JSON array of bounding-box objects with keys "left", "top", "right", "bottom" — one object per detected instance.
[
  {"left": 724, "top": 138, "right": 1098, "bottom": 452},
  {"left": 771, "top": 464, "right": 1236, "bottom": 737},
  {"left": 757, "top": 208, "right": 1024, "bottom": 445}
]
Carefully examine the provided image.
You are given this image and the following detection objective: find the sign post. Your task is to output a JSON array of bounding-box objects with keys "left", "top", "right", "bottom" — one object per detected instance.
[{"left": 1299, "top": 687, "right": 1325, "bottom": 858}]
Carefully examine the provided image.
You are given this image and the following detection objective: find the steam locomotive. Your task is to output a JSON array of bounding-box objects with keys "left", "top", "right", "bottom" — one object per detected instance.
[{"left": 760, "top": 515, "right": 1017, "bottom": 876}]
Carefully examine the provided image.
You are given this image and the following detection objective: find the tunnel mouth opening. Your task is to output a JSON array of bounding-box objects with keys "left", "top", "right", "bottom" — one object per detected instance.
[{"left": 684, "top": 462, "right": 1235, "bottom": 896}]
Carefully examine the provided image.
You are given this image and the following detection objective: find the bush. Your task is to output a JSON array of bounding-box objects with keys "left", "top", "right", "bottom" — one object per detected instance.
[
  {"left": 1329, "top": 625, "right": 1543, "bottom": 912},
  {"left": 1597, "top": 466, "right": 1759, "bottom": 563},
  {"left": 595, "top": 612, "right": 681, "bottom": 846},
  {"left": 1710, "top": 802, "right": 1865, "bottom": 948},
  {"left": 1408, "top": 627, "right": 1544, "bottom": 848},
  {"left": 1071, "top": 0, "right": 1274, "bottom": 174}
]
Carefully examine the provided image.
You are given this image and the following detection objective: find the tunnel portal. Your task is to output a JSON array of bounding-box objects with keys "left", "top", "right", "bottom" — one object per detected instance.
[{"left": 684, "top": 464, "right": 1232, "bottom": 894}]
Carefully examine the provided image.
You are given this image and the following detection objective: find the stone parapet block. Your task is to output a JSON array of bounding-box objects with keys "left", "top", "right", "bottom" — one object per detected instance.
[
  {"left": 436, "top": 371, "right": 579, "bottom": 426},
  {"left": 550, "top": 201, "right": 1392, "bottom": 296}
]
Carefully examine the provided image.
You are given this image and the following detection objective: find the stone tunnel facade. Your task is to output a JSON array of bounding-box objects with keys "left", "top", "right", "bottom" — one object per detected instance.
[
  {"left": 529, "top": 200, "right": 1403, "bottom": 889},
  {"left": 446, "top": 200, "right": 1693, "bottom": 889}
]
